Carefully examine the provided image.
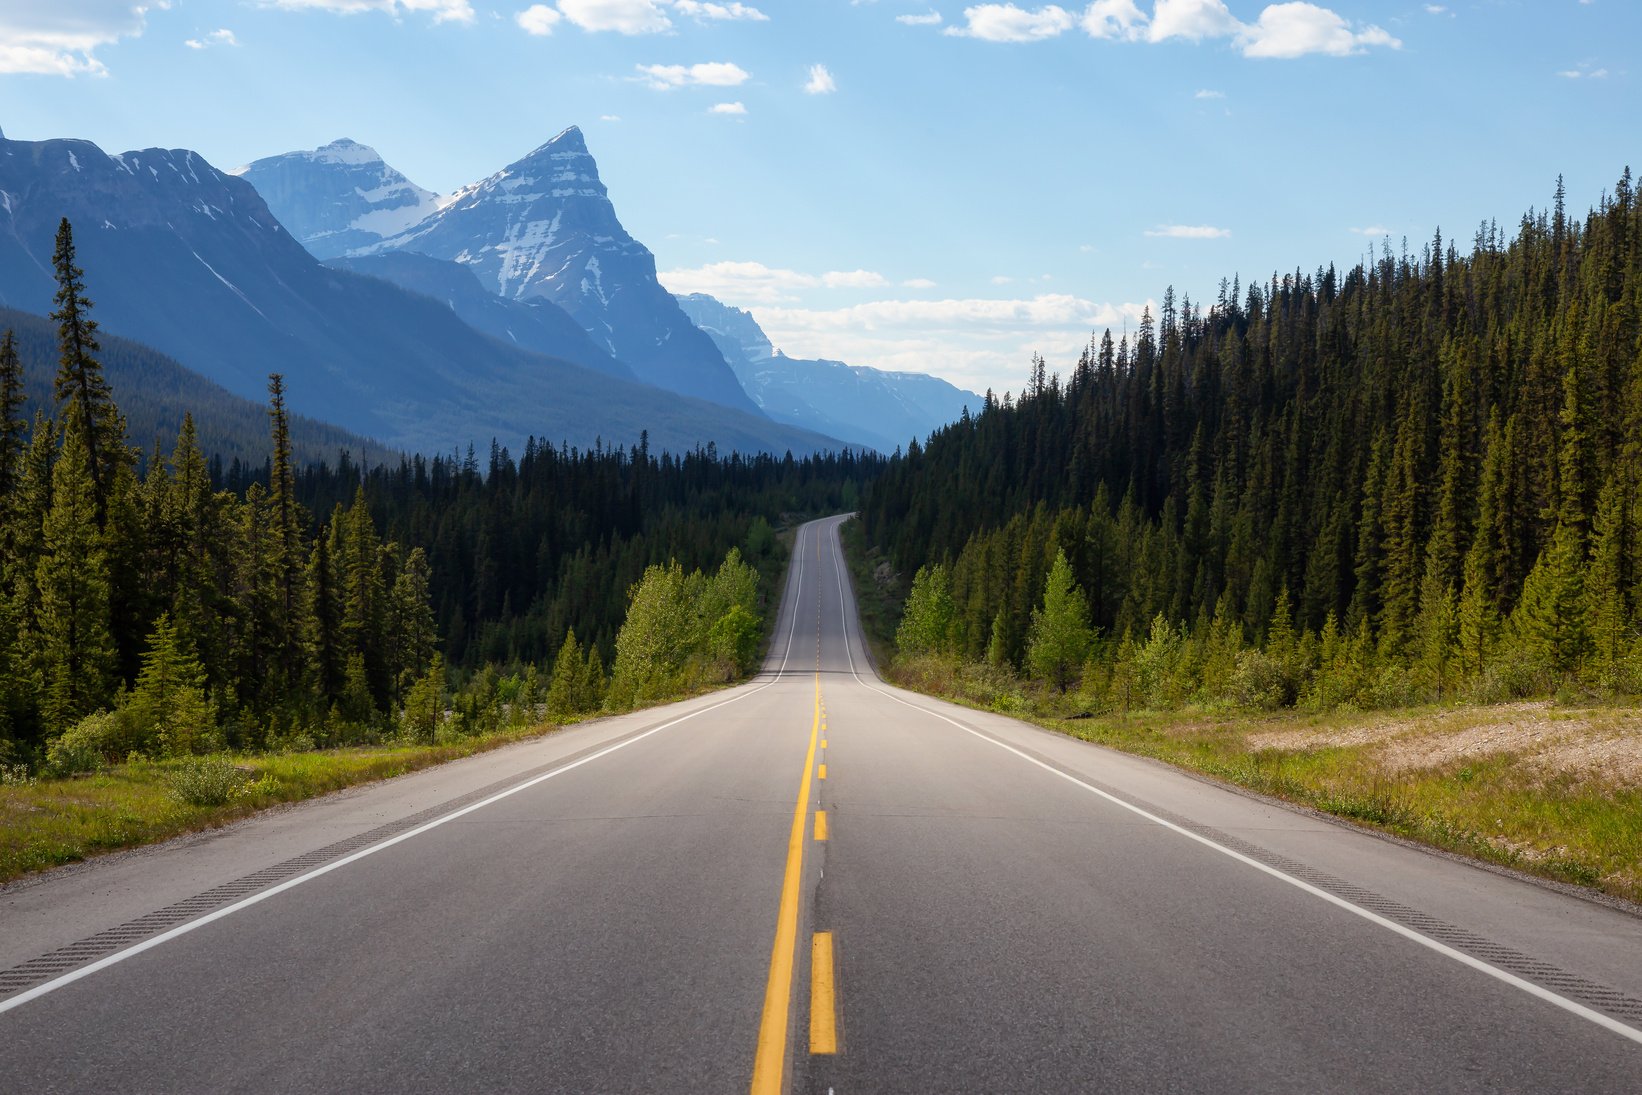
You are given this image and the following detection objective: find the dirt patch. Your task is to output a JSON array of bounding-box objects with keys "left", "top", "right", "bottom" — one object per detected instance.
[
  {"left": 1526, "top": 730, "right": 1642, "bottom": 787},
  {"left": 1379, "top": 711, "right": 1586, "bottom": 773},
  {"left": 1247, "top": 717, "right": 1412, "bottom": 752}
]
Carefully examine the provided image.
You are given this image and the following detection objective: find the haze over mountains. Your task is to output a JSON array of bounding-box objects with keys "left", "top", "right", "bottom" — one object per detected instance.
[{"left": 675, "top": 293, "right": 980, "bottom": 455}]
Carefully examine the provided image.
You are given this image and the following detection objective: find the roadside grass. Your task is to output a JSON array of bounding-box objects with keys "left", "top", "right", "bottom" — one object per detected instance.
[
  {"left": 0, "top": 725, "right": 558, "bottom": 885},
  {"left": 836, "top": 518, "right": 1642, "bottom": 904}
]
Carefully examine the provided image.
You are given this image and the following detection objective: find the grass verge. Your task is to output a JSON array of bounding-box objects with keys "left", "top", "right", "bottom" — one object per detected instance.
[{"left": 0, "top": 726, "right": 563, "bottom": 885}]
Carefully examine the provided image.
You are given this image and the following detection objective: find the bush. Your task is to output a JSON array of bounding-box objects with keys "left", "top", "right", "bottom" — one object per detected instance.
[
  {"left": 46, "top": 710, "right": 124, "bottom": 775},
  {"left": 166, "top": 756, "right": 251, "bottom": 806}
]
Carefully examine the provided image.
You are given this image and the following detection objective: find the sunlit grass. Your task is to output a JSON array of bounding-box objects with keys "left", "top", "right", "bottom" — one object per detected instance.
[{"left": 0, "top": 726, "right": 554, "bottom": 885}]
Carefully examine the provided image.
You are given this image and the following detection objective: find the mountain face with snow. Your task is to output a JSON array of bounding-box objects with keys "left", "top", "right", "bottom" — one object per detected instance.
[
  {"left": 360, "top": 127, "right": 759, "bottom": 414},
  {"left": 0, "top": 133, "right": 840, "bottom": 457},
  {"left": 233, "top": 138, "right": 446, "bottom": 260},
  {"left": 675, "top": 293, "right": 983, "bottom": 454}
]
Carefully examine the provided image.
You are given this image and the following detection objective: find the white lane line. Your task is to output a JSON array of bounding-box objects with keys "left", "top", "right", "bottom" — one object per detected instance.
[
  {"left": 1, "top": 520, "right": 829, "bottom": 1018},
  {"left": 819, "top": 522, "right": 1642, "bottom": 1049}
]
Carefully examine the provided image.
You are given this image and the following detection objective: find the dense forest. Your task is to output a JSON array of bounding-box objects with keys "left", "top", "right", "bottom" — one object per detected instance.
[
  {"left": 0, "top": 220, "right": 876, "bottom": 771},
  {"left": 864, "top": 170, "right": 1642, "bottom": 710}
]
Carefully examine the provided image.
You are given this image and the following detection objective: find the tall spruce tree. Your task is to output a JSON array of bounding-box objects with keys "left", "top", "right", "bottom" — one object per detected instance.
[{"left": 50, "top": 218, "right": 125, "bottom": 527}]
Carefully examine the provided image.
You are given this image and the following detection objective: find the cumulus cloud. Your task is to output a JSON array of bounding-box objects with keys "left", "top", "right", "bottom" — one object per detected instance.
[
  {"left": 1349, "top": 225, "right": 1390, "bottom": 236},
  {"left": 0, "top": 1, "right": 161, "bottom": 76},
  {"left": 264, "top": 0, "right": 475, "bottom": 24},
  {"left": 709, "top": 100, "right": 747, "bottom": 114},
  {"left": 1146, "top": 0, "right": 1238, "bottom": 42},
  {"left": 1193, "top": 87, "right": 1224, "bottom": 98},
  {"left": 673, "top": 0, "right": 767, "bottom": 19},
  {"left": 1237, "top": 2, "right": 1399, "bottom": 58},
  {"left": 804, "top": 63, "right": 836, "bottom": 94},
  {"left": 557, "top": 0, "right": 671, "bottom": 33},
  {"left": 936, "top": 0, "right": 1399, "bottom": 59},
  {"left": 636, "top": 60, "right": 750, "bottom": 88},
  {"left": 1145, "top": 224, "right": 1231, "bottom": 238},
  {"left": 1558, "top": 61, "right": 1608, "bottom": 79},
  {"left": 945, "top": 4, "right": 1075, "bottom": 42},
  {"left": 897, "top": 10, "right": 943, "bottom": 25},
  {"left": 185, "top": 28, "right": 238, "bottom": 49},
  {"left": 1081, "top": 0, "right": 1146, "bottom": 39},
  {"left": 516, "top": 4, "right": 562, "bottom": 33},
  {"left": 822, "top": 269, "right": 888, "bottom": 288},
  {"left": 752, "top": 293, "right": 1155, "bottom": 396}
]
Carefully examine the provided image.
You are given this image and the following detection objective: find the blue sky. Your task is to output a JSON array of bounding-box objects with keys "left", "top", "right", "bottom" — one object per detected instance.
[{"left": 1, "top": 1, "right": 1637, "bottom": 396}]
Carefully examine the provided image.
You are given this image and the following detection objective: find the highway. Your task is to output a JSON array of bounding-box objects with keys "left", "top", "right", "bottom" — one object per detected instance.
[{"left": 3, "top": 514, "right": 1642, "bottom": 1092}]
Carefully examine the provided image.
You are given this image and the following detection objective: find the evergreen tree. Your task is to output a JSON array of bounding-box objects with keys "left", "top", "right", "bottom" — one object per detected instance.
[
  {"left": 1027, "top": 549, "right": 1094, "bottom": 692},
  {"left": 126, "top": 614, "right": 215, "bottom": 756},
  {"left": 50, "top": 218, "right": 125, "bottom": 526},
  {"left": 36, "top": 419, "right": 116, "bottom": 733}
]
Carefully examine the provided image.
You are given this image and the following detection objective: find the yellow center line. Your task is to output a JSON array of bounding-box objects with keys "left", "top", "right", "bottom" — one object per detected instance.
[
  {"left": 814, "top": 810, "right": 828, "bottom": 841},
  {"left": 818, "top": 763, "right": 827, "bottom": 780},
  {"left": 809, "top": 932, "right": 839, "bottom": 1055},
  {"left": 821, "top": 739, "right": 828, "bottom": 750},
  {"left": 750, "top": 674, "right": 823, "bottom": 1095}
]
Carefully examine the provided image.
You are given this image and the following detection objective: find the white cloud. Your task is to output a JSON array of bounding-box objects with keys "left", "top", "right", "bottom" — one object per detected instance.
[
  {"left": 991, "top": 275, "right": 1015, "bottom": 285},
  {"left": 1146, "top": 0, "right": 1238, "bottom": 42},
  {"left": 1193, "top": 87, "right": 1224, "bottom": 98},
  {"left": 0, "top": 1, "right": 159, "bottom": 76},
  {"left": 902, "top": 278, "right": 938, "bottom": 288},
  {"left": 1237, "top": 2, "right": 1399, "bottom": 58},
  {"left": 804, "top": 63, "right": 836, "bottom": 94},
  {"left": 1558, "top": 62, "right": 1608, "bottom": 79},
  {"left": 600, "top": 113, "right": 622, "bottom": 121},
  {"left": 897, "top": 10, "right": 943, "bottom": 25},
  {"left": 1081, "top": 0, "right": 1146, "bottom": 39},
  {"left": 1349, "top": 225, "right": 1389, "bottom": 236},
  {"left": 185, "top": 28, "right": 238, "bottom": 49},
  {"left": 264, "top": 0, "right": 475, "bottom": 24},
  {"left": 709, "top": 100, "right": 747, "bottom": 114},
  {"left": 636, "top": 61, "right": 751, "bottom": 88},
  {"left": 1145, "top": 224, "right": 1230, "bottom": 238},
  {"left": 752, "top": 293, "right": 1154, "bottom": 396},
  {"left": 516, "top": 3, "right": 562, "bottom": 33},
  {"left": 932, "top": 1, "right": 1397, "bottom": 59},
  {"left": 673, "top": 0, "right": 767, "bottom": 20},
  {"left": 945, "top": 4, "right": 1075, "bottom": 42},
  {"left": 558, "top": 0, "right": 670, "bottom": 33}
]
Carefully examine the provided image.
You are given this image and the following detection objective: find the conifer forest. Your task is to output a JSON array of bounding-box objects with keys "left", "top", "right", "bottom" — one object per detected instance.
[{"left": 863, "top": 172, "right": 1642, "bottom": 711}]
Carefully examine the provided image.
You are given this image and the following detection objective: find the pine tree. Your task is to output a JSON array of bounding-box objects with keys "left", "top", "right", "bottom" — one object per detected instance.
[
  {"left": 50, "top": 219, "right": 125, "bottom": 526},
  {"left": 546, "top": 629, "right": 589, "bottom": 718},
  {"left": 0, "top": 330, "right": 24, "bottom": 514},
  {"left": 1027, "top": 549, "right": 1094, "bottom": 692},
  {"left": 1585, "top": 474, "right": 1631, "bottom": 683},
  {"left": 126, "top": 614, "right": 214, "bottom": 756},
  {"left": 36, "top": 419, "right": 116, "bottom": 733},
  {"left": 265, "top": 374, "right": 308, "bottom": 698},
  {"left": 896, "top": 563, "right": 955, "bottom": 657}
]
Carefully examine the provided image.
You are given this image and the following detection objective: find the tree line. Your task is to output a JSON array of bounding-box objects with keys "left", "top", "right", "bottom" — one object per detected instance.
[
  {"left": 0, "top": 219, "right": 878, "bottom": 772},
  {"left": 867, "top": 170, "right": 1642, "bottom": 710}
]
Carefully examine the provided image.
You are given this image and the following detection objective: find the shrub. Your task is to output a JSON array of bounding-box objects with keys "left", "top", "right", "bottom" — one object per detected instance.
[
  {"left": 46, "top": 710, "right": 124, "bottom": 775},
  {"left": 166, "top": 756, "right": 250, "bottom": 806}
]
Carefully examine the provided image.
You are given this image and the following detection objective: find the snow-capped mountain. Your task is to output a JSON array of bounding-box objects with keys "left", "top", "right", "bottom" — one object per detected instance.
[
  {"left": 359, "top": 126, "right": 759, "bottom": 414},
  {"left": 675, "top": 293, "right": 983, "bottom": 454},
  {"left": 233, "top": 138, "right": 447, "bottom": 259},
  {"left": 0, "top": 132, "right": 840, "bottom": 457}
]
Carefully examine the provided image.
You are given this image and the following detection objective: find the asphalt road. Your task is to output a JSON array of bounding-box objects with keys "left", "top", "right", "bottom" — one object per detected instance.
[{"left": 3, "top": 514, "right": 1642, "bottom": 1093}]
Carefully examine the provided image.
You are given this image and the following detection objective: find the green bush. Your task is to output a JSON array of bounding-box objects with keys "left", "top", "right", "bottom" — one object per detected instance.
[
  {"left": 166, "top": 757, "right": 250, "bottom": 806},
  {"left": 46, "top": 710, "right": 123, "bottom": 775}
]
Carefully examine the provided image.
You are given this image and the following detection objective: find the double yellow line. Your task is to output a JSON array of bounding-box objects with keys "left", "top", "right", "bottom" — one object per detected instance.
[{"left": 750, "top": 674, "right": 836, "bottom": 1094}]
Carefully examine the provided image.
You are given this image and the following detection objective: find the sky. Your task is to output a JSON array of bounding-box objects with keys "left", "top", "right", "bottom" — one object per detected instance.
[{"left": 0, "top": 1, "right": 1638, "bottom": 398}]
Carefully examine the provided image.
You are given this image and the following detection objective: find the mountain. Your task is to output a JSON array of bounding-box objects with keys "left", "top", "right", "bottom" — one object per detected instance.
[
  {"left": 0, "top": 306, "right": 398, "bottom": 468},
  {"left": 325, "top": 252, "right": 634, "bottom": 380},
  {"left": 675, "top": 293, "right": 982, "bottom": 454},
  {"left": 360, "top": 127, "right": 759, "bottom": 414},
  {"left": 231, "top": 138, "right": 447, "bottom": 260},
  {"left": 0, "top": 133, "right": 840, "bottom": 457}
]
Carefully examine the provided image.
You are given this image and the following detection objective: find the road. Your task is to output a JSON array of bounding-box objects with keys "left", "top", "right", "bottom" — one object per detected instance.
[{"left": 3, "top": 514, "right": 1642, "bottom": 1093}]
